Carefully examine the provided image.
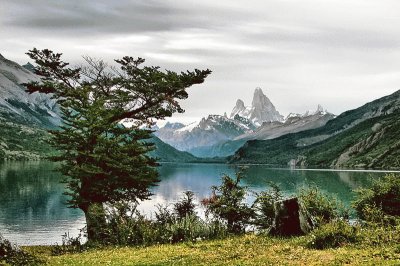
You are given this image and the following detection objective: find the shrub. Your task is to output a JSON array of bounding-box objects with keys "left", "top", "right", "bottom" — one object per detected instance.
[
  {"left": 359, "top": 223, "right": 400, "bottom": 246},
  {"left": 0, "top": 234, "right": 43, "bottom": 265},
  {"left": 77, "top": 191, "right": 228, "bottom": 247},
  {"left": 251, "top": 182, "right": 283, "bottom": 229},
  {"left": 353, "top": 173, "right": 400, "bottom": 223},
  {"left": 166, "top": 214, "right": 227, "bottom": 243},
  {"left": 174, "top": 191, "right": 196, "bottom": 220},
  {"left": 299, "top": 187, "right": 348, "bottom": 224},
  {"left": 51, "top": 231, "right": 86, "bottom": 255},
  {"left": 154, "top": 203, "right": 175, "bottom": 226},
  {"left": 201, "top": 171, "right": 254, "bottom": 234},
  {"left": 307, "top": 219, "right": 360, "bottom": 249}
]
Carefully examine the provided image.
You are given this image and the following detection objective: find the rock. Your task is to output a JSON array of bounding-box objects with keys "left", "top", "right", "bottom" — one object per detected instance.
[
  {"left": 230, "top": 87, "right": 284, "bottom": 126},
  {"left": 269, "top": 197, "right": 315, "bottom": 236}
]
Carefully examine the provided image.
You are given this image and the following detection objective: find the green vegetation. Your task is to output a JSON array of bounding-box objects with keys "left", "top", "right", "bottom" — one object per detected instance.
[
  {"left": 307, "top": 219, "right": 360, "bottom": 250},
  {"left": 25, "top": 48, "right": 211, "bottom": 242},
  {"left": 0, "top": 117, "right": 54, "bottom": 160},
  {"left": 299, "top": 187, "right": 348, "bottom": 224},
  {"left": 148, "top": 136, "right": 199, "bottom": 163},
  {"left": 0, "top": 234, "right": 43, "bottom": 266},
  {"left": 353, "top": 173, "right": 400, "bottom": 224},
  {"left": 201, "top": 171, "right": 254, "bottom": 234},
  {"left": 25, "top": 231, "right": 400, "bottom": 265},
  {"left": 251, "top": 182, "right": 283, "bottom": 229}
]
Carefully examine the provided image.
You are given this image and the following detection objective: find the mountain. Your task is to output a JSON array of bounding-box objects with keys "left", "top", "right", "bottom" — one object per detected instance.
[
  {"left": 0, "top": 54, "right": 58, "bottom": 160},
  {"left": 155, "top": 87, "right": 284, "bottom": 156},
  {"left": 155, "top": 114, "right": 254, "bottom": 153},
  {"left": 187, "top": 105, "right": 335, "bottom": 158},
  {"left": 147, "top": 135, "right": 200, "bottom": 162},
  {"left": 230, "top": 87, "right": 284, "bottom": 126},
  {"left": 155, "top": 88, "right": 335, "bottom": 158},
  {"left": 229, "top": 90, "right": 400, "bottom": 169},
  {"left": 0, "top": 54, "right": 61, "bottom": 128}
]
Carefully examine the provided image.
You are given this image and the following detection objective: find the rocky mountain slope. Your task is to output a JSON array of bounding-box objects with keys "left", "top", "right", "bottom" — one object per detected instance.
[
  {"left": 155, "top": 114, "right": 255, "bottom": 152},
  {"left": 236, "top": 105, "right": 335, "bottom": 141},
  {"left": 147, "top": 135, "right": 200, "bottom": 162},
  {"left": 0, "top": 54, "right": 60, "bottom": 128},
  {"left": 230, "top": 89, "right": 400, "bottom": 169}
]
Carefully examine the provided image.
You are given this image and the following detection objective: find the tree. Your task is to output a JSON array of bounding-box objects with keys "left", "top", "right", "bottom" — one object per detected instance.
[
  {"left": 24, "top": 48, "right": 211, "bottom": 241},
  {"left": 201, "top": 171, "right": 254, "bottom": 234}
]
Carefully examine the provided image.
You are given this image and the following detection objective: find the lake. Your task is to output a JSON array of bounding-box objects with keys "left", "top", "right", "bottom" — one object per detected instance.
[{"left": 0, "top": 161, "right": 394, "bottom": 245}]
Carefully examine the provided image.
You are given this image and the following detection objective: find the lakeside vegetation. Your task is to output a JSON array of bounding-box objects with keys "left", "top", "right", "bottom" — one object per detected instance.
[{"left": 1, "top": 172, "right": 399, "bottom": 265}]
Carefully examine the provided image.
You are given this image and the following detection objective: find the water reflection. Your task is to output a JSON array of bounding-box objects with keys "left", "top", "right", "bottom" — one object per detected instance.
[
  {"left": 0, "top": 162, "right": 386, "bottom": 245},
  {"left": 0, "top": 161, "right": 85, "bottom": 245}
]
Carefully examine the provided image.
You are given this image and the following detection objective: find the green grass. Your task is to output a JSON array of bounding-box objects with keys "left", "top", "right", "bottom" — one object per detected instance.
[{"left": 25, "top": 233, "right": 400, "bottom": 265}]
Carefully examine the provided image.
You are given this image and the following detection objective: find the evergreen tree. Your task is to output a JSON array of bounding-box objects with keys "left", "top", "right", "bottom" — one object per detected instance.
[{"left": 24, "top": 48, "right": 211, "bottom": 241}]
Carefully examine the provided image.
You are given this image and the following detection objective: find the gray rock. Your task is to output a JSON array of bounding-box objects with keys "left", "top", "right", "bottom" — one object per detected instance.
[{"left": 269, "top": 197, "right": 315, "bottom": 236}]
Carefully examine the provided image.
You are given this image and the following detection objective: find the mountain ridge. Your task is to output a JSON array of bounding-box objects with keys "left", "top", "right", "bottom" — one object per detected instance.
[{"left": 229, "top": 89, "right": 400, "bottom": 168}]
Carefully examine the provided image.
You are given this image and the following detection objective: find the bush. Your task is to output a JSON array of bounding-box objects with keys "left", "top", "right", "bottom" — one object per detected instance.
[
  {"left": 51, "top": 231, "right": 86, "bottom": 255},
  {"left": 201, "top": 171, "right": 254, "bottom": 234},
  {"left": 174, "top": 191, "right": 196, "bottom": 220},
  {"left": 299, "top": 187, "right": 348, "bottom": 224},
  {"left": 353, "top": 173, "right": 400, "bottom": 223},
  {"left": 165, "top": 214, "right": 227, "bottom": 243},
  {"left": 307, "top": 219, "right": 360, "bottom": 249},
  {"left": 81, "top": 191, "right": 228, "bottom": 247},
  {"left": 359, "top": 223, "right": 400, "bottom": 246},
  {"left": 251, "top": 182, "right": 283, "bottom": 229},
  {"left": 0, "top": 234, "right": 43, "bottom": 265}
]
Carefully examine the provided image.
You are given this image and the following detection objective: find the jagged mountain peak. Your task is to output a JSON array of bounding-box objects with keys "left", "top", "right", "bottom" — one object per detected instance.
[
  {"left": 285, "top": 104, "right": 330, "bottom": 121},
  {"left": 236, "top": 99, "right": 245, "bottom": 109},
  {"left": 163, "top": 122, "right": 185, "bottom": 130},
  {"left": 23, "top": 62, "right": 35, "bottom": 72},
  {"left": 230, "top": 87, "right": 284, "bottom": 126},
  {"left": 252, "top": 87, "right": 268, "bottom": 106}
]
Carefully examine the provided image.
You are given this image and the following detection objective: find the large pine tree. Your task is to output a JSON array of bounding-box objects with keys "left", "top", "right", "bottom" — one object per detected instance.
[{"left": 25, "top": 49, "right": 211, "bottom": 241}]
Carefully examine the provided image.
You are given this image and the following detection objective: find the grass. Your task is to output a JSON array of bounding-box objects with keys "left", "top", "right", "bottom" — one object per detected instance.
[{"left": 25, "top": 233, "right": 400, "bottom": 265}]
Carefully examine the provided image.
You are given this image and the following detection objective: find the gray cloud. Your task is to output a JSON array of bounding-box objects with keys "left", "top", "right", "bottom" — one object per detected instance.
[{"left": 1, "top": 0, "right": 400, "bottom": 122}]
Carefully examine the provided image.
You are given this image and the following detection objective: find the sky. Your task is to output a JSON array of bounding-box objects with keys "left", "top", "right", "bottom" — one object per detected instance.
[{"left": 1, "top": 0, "right": 400, "bottom": 124}]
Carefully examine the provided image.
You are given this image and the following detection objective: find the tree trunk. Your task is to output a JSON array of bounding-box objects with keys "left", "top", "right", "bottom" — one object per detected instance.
[{"left": 81, "top": 202, "right": 108, "bottom": 242}]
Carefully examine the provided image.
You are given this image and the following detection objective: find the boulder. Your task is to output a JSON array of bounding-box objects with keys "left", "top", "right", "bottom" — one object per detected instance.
[{"left": 269, "top": 197, "right": 315, "bottom": 236}]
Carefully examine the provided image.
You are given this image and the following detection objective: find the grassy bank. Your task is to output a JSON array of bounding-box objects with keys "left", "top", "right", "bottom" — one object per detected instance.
[{"left": 26, "top": 233, "right": 400, "bottom": 265}]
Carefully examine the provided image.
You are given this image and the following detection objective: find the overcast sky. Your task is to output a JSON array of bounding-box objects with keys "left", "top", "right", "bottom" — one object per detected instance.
[{"left": 1, "top": 0, "right": 400, "bottom": 124}]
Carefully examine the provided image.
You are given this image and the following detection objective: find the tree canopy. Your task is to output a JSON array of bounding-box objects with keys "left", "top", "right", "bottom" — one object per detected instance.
[{"left": 25, "top": 48, "right": 211, "bottom": 240}]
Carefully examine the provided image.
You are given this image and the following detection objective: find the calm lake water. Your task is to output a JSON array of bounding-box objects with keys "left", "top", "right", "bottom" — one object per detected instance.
[{"left": 0, "top": 161, "right": 394, "bottom": 245}]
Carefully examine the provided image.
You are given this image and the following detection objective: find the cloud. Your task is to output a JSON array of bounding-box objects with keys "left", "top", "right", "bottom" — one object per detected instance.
[{"left": 1, "top": 0, "right": 400, "bottom": 121}]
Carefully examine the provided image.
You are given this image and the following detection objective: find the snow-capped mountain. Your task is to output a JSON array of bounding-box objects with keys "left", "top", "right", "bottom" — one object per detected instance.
[
  {"left": 0, "top": 54, "right": 61, "bottom": 128},
  {"left": 155, "top": 88, "right": 335, "bottom": 158},
  {"left": 154, "top": 114, "right": 254, "bottom": 152},
  {"left": 230, "top": 87, "right": 284, "bottom": 126}
]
